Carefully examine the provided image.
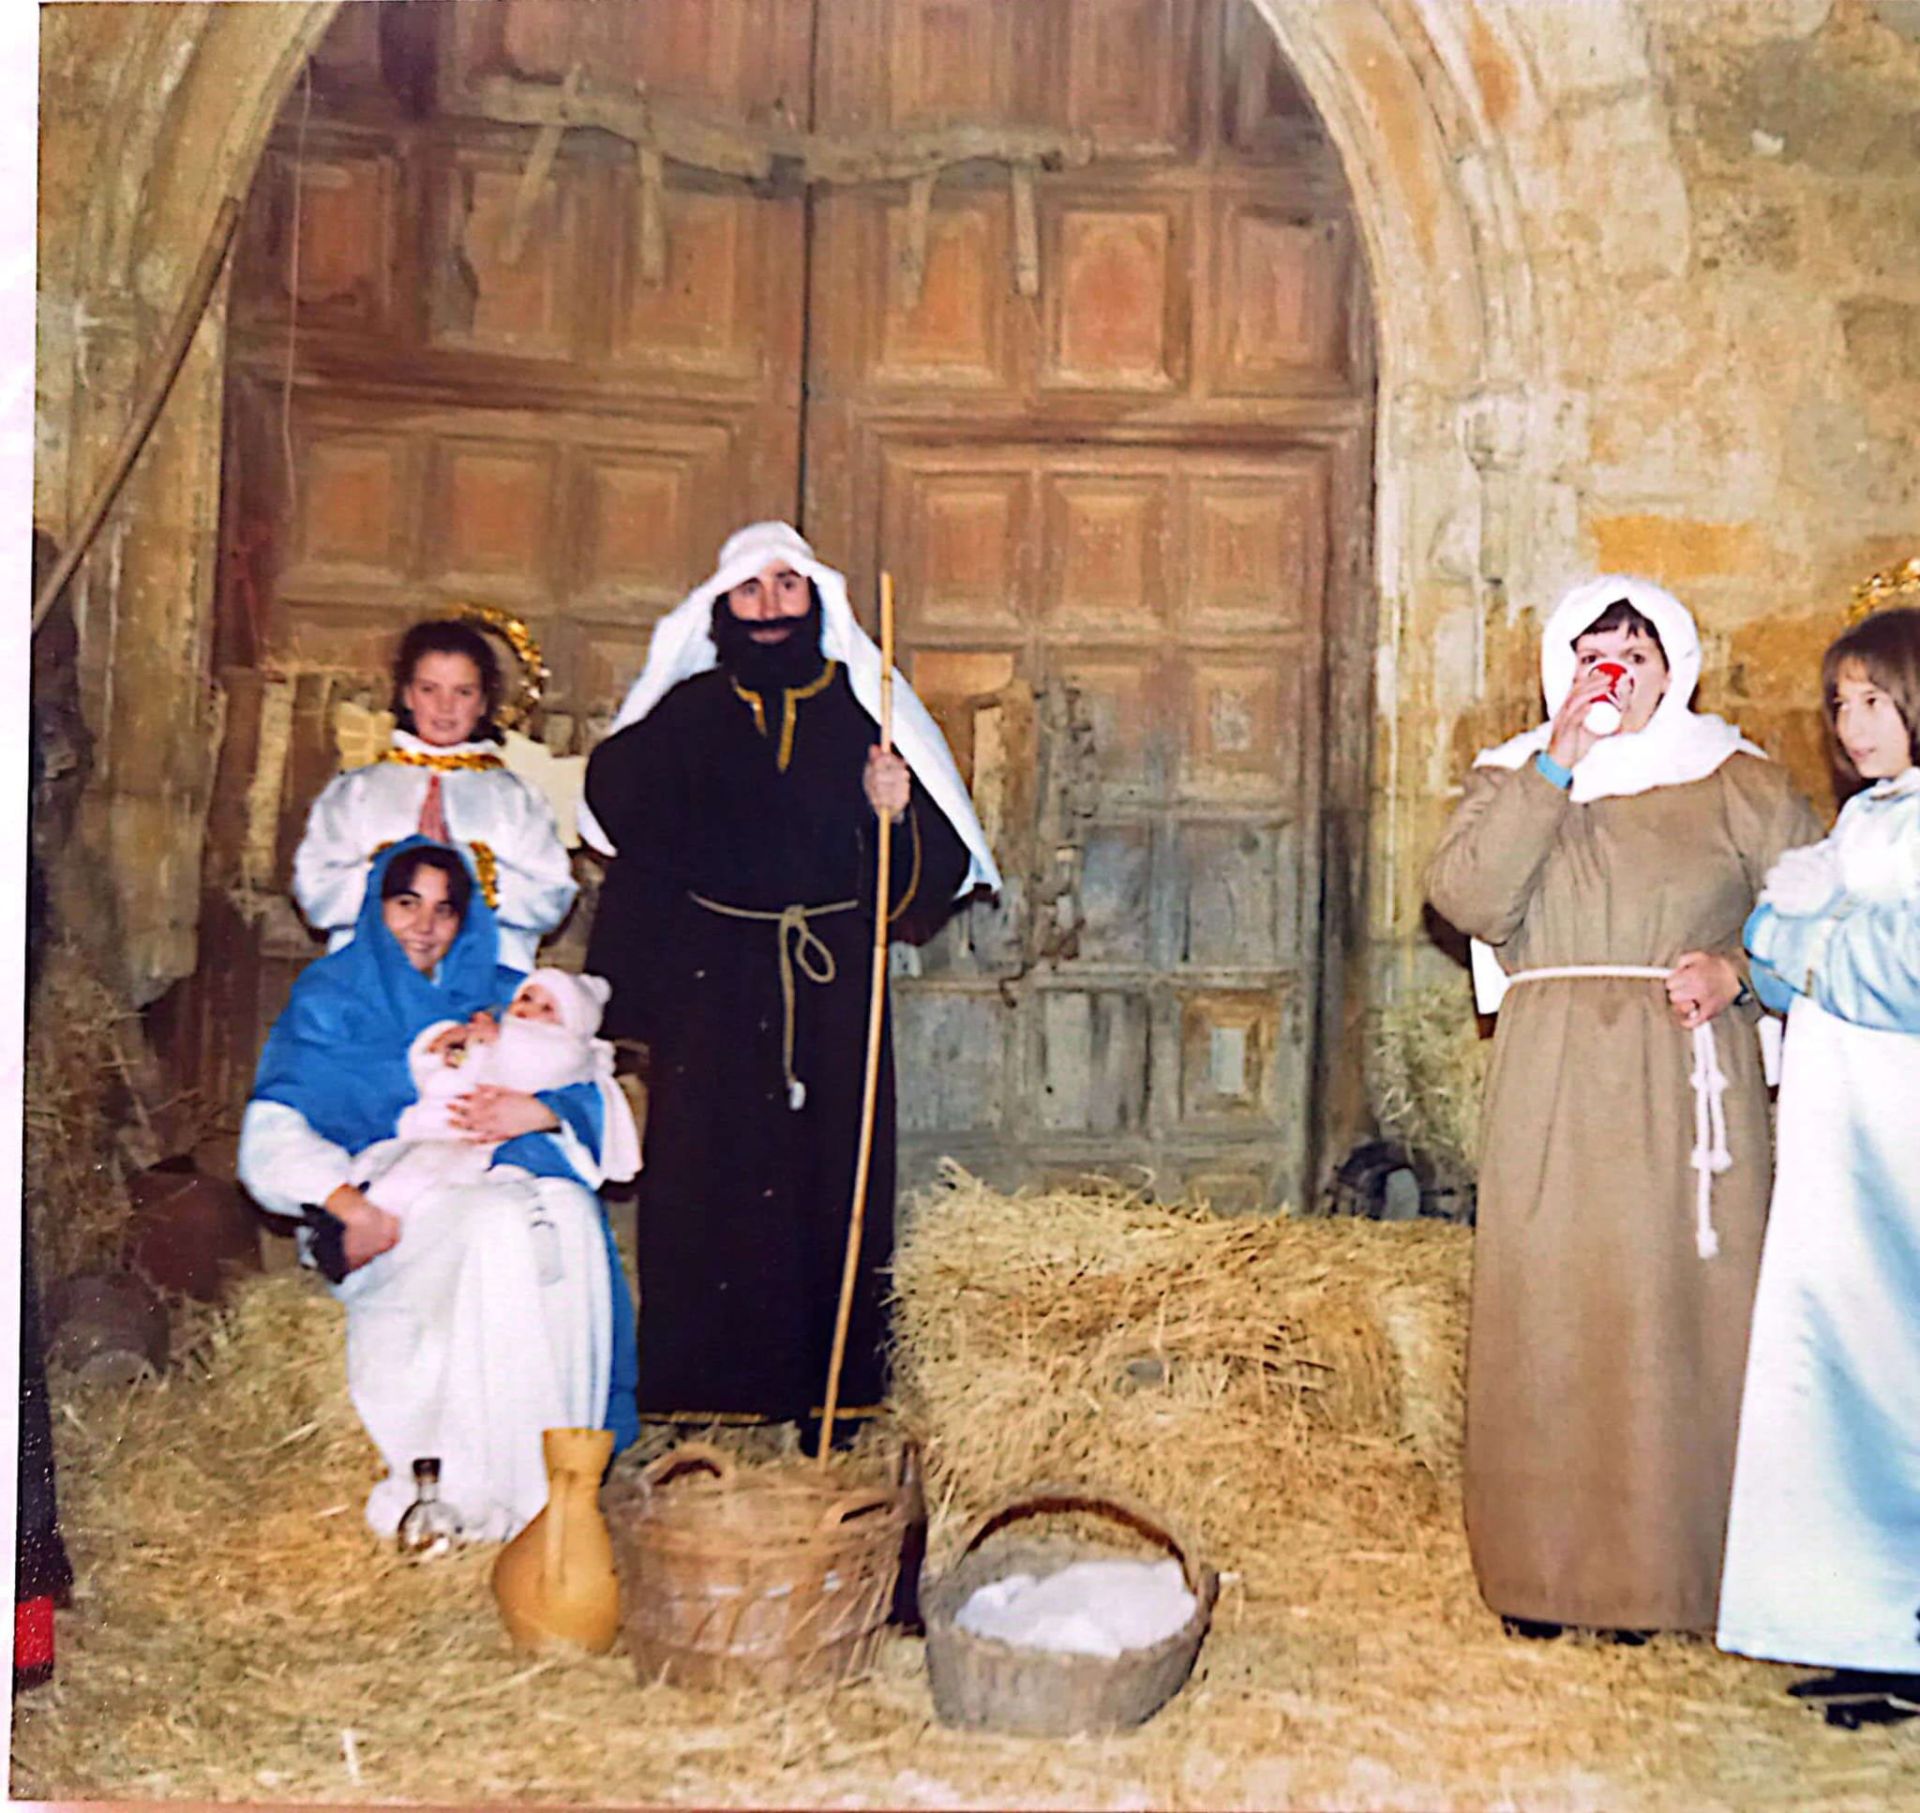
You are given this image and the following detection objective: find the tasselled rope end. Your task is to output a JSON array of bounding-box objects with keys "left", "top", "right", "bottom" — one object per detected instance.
[
  {"left": 788, "top": 1078, "right": 807, "bottom": 1112},
  {"left": 1696, "top": 1225, "right": 1720, "bottom": 1261}
]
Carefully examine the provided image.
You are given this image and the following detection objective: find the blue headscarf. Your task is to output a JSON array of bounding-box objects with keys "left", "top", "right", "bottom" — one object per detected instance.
[{"left": 252, "top": 838, "right": 521, "bottom": 1153}]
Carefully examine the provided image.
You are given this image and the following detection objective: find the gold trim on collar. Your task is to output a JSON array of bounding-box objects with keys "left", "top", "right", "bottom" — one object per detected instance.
[
  {"left": 777, "top": 660, "right": 838, "bottom": 772},
  {"left": 381, "top": 746, "right": 505, "bottom": 773},
  {"left": 729, "top": 660, "right": 840, "bottom": 773},
  {"left": 730, "top": 679, "right": 768, "bottom": 739}
]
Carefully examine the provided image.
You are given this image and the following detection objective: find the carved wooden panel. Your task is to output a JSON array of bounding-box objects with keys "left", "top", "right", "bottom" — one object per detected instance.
[
  {"left": 1059, "top": 0, "right": 1197, "bottom": 156},
  {"left": 1048, "top": 652, "right": 1167, "bottom": 800},
  {"left": 423, "top": 437, "right": 559, "bottom": 602},
  {"left": 284, "top": 426, "right": 418, "bottom": 589},
  {"left": 876, "top": 195, "right": 1012, "bottom": 388},
  {"left": 1221, "top": 0, "right": 1324, "bottom": 157},
  {"left": 1043, "top": 204, "right": 1185, "bottom": 393},
  {"left": 1213, "top": 206, "right": 1350, "bottom": 390},
  {"left": 1041, "top": 474, "right": 1169, "bottom": 632},
  {"left": 1177, "top": 988, "right": 1279, "bottom": 1124},
  {"left": 1037, "top": 989, "right": 1152, "bottom": 1133},
  {"left": 882, "top": 455, "right": 1031, "bottom": 636},
  {"left": 884, "top": 0, "right": 1020, "bottom": 129},
  {"left": 236, "top": 142, "right": 399, "bottom": 333},
  {"left": 572, "top": 449, "right": 701, "bottom": 611},
  {"left": 1181, "top": 654, "right": 1303, "bottom": 799},
  {"left": 611, "top": 186, "right": 795, "bottom": 382},
  {"left": 424, "top": 147, "right": 583, "bottom": 359},
  {"left": 1184, "top": 460, "right": 1327, "bottom": 631},
  {"left": 1173, "top": 821, "right": 1289, "bottom": 968},
  {"left": 894, "top": 992, "right": 1011, "bottom": 1132},
  {"left": 446, "top": 0, "right": 812, "bottom": 117},
  {"left": 1074, "top": 824, "right": 1154, "bottom": 966},
  {"left": 274, "top": 602, "right": 420, "bottom": 675}
]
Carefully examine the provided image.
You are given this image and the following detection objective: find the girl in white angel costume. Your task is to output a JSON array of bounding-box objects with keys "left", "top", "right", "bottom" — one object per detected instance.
[
  {"left": 1718, "top": 606, "right": 1920, "bottom": 1718},
  {"left": 294, "top": 619, "right": 576, "bottom": 971}
]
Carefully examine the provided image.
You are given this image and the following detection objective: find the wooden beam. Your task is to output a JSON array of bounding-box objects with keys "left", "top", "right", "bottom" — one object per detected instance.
[
  {"left": 450, "top": 74, "right": 1093, "bottom": 193},
  {"left": 501, "top": 63, "right": 583, "bottom": 267}
]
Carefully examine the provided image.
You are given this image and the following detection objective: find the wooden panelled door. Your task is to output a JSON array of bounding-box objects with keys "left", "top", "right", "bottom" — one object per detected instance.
[{"left": 193, "top": 0, "right": 1372, "bottom": 1212}]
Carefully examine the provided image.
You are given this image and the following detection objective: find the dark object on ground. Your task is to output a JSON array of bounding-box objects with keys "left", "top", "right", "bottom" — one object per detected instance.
[
  {"left": 44, "top": 1271, "right": 170, "bottom": 1385},
  {"left": 1789, "top": 1669, "right": 1920, "bottom": 1700},
  {"left": 1826, "top": 1697, "right": 1920, "bottom": 1730},
  {"left": 1501, "top": 1616, "right": 1565, "bottom": 1641},
  {"left": 130, "top": 1156, "right": 263, "bottom": 1301},
  {"left": 1328, "top": 1139, "right": 1474, "bottom": 1223}
]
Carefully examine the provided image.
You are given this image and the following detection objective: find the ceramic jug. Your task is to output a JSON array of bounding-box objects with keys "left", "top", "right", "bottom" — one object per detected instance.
[{"left": 490, "top": 1427, "right": 621, "bottom": 1654}]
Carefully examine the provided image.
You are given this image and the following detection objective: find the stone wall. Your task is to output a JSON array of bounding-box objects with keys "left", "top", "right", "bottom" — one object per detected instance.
[
  {"left": 32, "top": 0, "right": 1920, "bottom": 1086},
  {"left": 1353, "top": 0, "right": 1920, "bottom": 996}
]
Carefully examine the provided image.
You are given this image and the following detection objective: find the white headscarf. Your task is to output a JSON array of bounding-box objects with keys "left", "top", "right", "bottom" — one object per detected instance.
[
  {"left": 577, "top": 521, "right": 1002, "bottom": 897},
  {"left": 1468, "top": 574, "right": 1766, "bottom": 1011}
]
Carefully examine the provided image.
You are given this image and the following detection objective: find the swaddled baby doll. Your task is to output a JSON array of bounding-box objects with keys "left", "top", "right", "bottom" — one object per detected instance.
[{"left": 354, "top": 968, "right": 639, "bottom": 1219}]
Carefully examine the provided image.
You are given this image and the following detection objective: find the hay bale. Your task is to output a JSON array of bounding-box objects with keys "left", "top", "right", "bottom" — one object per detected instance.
[
  {"left": 890, "top": 1165, "right": 1471, "bottom": 1592},
  {"left": 1369, "top": 983, "right": 1492, "bottom": 1186},
  {"left": 19, "top": 1197, "right": 1913, "bottom": 1810},
  {"left": 25, "top": 943, "right": 144, "bottom": 1280}
]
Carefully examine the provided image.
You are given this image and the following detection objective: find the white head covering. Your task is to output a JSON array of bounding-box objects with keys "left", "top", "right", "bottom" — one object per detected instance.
[
  {"left": 516, "top": 968, "right": 611, "bottom": 1040},
  {"left": 577, "top": 521, "right": 1002, "bottom": 897},
  {"left": 1472, "top": 575, "right": 1762, "bottom": 802},
  {"left": 1468, "top": 574, "right": 1767, "bottom": 1012}
]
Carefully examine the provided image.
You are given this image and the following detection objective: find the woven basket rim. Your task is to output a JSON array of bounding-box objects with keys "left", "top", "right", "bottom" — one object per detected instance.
[
  {"left": 921, "top": 1484, "right": 1219, "bottom": 1674},
  {"left": 923, "top": 1533, "right": 1216, "bottom": 1671}
]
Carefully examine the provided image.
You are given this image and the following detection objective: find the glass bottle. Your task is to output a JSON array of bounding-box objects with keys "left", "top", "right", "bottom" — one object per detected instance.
[{"left": 396, "top": 1457, "right": 460, "bottom": 1559}]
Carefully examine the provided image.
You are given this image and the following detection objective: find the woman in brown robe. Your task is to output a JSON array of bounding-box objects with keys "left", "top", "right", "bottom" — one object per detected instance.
[{"left": 1427, "top": 576, "right": 1819, "bottom": 1636}]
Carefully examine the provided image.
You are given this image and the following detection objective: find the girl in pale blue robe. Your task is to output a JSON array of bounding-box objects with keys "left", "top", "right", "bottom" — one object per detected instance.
[{"left": 1718, "top": 607, "right": 1920, "bottom": 1715}]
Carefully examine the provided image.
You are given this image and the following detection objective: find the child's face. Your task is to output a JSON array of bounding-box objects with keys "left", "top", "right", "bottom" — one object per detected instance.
[
  {"left": 509, "top": 983, "right": 563, "bottom": 1025},
  {"left": 1833, "top": 661, "right": 1915, "bottom": 780}
]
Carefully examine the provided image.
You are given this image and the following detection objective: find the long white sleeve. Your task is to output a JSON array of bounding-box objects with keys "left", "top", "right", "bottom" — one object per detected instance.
[
  {"left": 291, "top": 767, "right": 387, "bottom": 943},
  {"left": 444, "top": 770, "right": 578, "bottom": 964},
  {"left": 238, "top": 1100, "right": 355, "bottom": 1218}
]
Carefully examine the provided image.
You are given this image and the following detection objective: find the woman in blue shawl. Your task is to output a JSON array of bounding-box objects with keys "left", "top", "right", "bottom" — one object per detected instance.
[{"left": 240, "top": 838, "right": 636, "bottom": 1542}]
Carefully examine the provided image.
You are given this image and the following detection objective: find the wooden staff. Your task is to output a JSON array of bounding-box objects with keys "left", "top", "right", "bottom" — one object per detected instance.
[
  {"left": 818, "top": 571, "right": 897, "bottom": 1463},
  {"left": 33, "top": 196, "right": 245, "bottom": 637}
]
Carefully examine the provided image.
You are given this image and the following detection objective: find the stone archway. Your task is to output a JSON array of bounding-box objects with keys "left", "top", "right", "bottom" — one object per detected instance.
[{"left": 37, "top": 0, "right": 1620, "bottom": 1042}]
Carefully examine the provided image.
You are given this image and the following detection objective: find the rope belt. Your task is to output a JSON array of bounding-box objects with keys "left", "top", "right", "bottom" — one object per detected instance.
[
  {"left": 689, "top": 893, "right": 859, "bottom": 1111},
  {"left": 1504, "top": 965, "right": 1728, "bottom": 1260}
]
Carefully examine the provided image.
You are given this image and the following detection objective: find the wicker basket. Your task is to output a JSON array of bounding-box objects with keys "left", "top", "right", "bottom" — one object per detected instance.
[
  {"left": 922, "top": 1485, "right": 1218, "bottom": 1736},
  {"left": 603, "top": 1441, "right": 908, "bottom": 1692}
]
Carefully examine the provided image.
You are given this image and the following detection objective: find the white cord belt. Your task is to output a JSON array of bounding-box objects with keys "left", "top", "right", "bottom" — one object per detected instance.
[{"left": 1503, "top": 964, "right": 1726, "bottom": 1261}]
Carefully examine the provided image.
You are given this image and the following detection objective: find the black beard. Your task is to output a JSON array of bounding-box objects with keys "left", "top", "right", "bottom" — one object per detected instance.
[{"left": 710, "top": 595, "right": 826, "bottom": 692}]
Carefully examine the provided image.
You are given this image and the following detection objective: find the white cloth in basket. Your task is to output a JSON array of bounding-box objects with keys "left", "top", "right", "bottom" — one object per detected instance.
[{"left": 954, "top": 1557, "right": 1195, "bottom": 1658}]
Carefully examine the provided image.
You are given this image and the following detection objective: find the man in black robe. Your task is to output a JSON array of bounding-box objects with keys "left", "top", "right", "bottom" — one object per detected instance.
[{"left": 584, "top": 525, "right": 992, "bottom": 1441}]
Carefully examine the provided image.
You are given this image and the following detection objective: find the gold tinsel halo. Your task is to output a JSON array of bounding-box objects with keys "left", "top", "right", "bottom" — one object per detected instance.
[
  {"left": 446, "top": 603, "right": 549, "bottom": 730},
  {"left": 1848, "top": 556, "right": 1920, "bottom": 626}
]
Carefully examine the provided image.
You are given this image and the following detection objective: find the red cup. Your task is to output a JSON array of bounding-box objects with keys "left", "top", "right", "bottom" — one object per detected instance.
[{"left": 1586, "top": 660, "right": 1630, "bottom": 735}]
